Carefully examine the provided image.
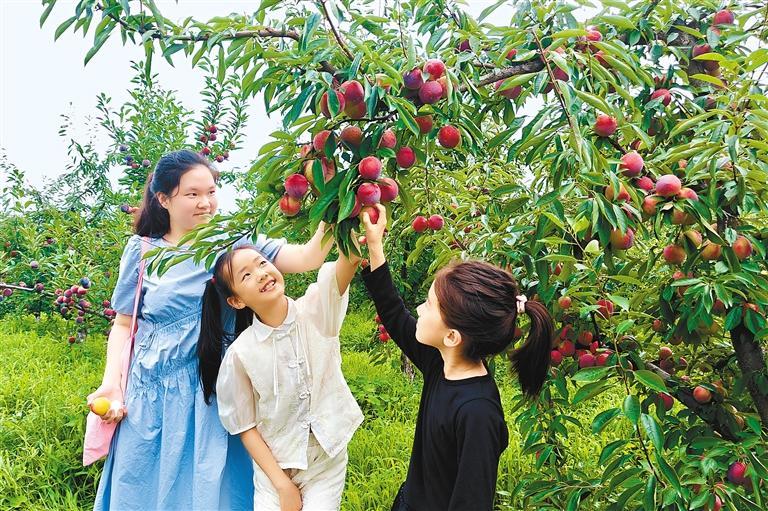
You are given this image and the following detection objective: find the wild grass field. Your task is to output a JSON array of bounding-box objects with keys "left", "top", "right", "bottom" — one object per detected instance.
[{"left": 0, "top": 311, "right": 629, "bottom": 510}]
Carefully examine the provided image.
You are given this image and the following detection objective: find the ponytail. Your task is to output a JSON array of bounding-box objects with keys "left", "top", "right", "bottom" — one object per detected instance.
[
  {"left": 198, "top": 280, "right": 224, "bottom": 405},
  {"left": 509, "top": 299, "right": 555, "bottom": 398},
  {"left": 134, "top": 175, "right": 170, "bottom": 237},
  {"left": 197, "top": 245, "right": 259, "bottom": 404}
]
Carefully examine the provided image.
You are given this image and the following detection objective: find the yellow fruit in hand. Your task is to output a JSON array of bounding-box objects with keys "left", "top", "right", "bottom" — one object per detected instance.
[{"left": 90, "top": 397, "right": 111, "bottom": 417}]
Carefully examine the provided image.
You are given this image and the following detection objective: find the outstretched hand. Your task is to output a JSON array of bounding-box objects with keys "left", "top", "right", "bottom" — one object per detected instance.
[
  {"left": 359, "top": 204, "right": 387, "bottom": 247},
  {"left": 359, "top": 204, "right": 387, "bottom": 271}
]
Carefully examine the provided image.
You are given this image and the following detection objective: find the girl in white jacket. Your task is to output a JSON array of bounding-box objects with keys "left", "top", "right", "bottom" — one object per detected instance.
[{"left": 197, "top": 243, "right": 363, "bottom": 511}]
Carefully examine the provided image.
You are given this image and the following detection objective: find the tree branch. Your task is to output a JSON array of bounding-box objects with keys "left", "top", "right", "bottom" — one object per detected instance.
[
  {"left": 731, "top": 324, "right": 768, "bottom": 426},
  {"left": 645, "top": 361, "right": 740, "bottom": 441},
  {"left": 317, "top": 0, "right": 354, "bottom": 61}
]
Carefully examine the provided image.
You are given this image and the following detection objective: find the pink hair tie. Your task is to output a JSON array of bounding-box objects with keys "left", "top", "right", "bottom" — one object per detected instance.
[{"left": 515, "top": 295, "right": 527, "bottom": 314}]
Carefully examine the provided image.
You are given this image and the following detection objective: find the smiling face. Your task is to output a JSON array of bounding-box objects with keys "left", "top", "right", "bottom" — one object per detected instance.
[
  {"left": 414, "top": 282, "right": 454, "bottom": 348},
  {"left": 156, "top": 164, "right": 218, "bottom": 234},
  {"left": 223, "top": 248, "right": 286, "bottom": 315}
]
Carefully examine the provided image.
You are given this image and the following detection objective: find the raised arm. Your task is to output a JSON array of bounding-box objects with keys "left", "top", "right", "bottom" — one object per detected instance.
[
  {"left": 360, "top": 205, "right": 439, "bottom": 373},
  {"left": 273, "top": 221, "right": 334, "bottom": 273}
]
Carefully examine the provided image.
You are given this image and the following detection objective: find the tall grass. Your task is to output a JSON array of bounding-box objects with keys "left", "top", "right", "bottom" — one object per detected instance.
[{"left": 0, "top": 312, "right": 630, "bottom": 510}]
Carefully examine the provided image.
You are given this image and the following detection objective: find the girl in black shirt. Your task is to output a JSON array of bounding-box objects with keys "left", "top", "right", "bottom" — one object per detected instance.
[{"left": 359, "top": 205, "right": 555, "bottom": 511}]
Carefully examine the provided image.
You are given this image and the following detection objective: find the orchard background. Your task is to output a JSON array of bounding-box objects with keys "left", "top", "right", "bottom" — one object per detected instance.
[{"left": 2, "top": 1, "right": 768, "bottom": 509}]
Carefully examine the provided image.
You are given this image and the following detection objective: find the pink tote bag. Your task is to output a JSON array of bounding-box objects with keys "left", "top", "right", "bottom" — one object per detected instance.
[{"left": 83, "top": 237, "right": 147, "bottom": 466}]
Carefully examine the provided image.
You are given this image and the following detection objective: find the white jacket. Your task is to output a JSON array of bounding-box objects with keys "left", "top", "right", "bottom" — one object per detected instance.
[{"left": 215, "top": 262, "right": 363, "bottom": 469}]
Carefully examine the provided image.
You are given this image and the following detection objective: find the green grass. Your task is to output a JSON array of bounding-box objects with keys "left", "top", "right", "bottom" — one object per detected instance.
[{"left": 0, "top": 312, "right": 631, "bottom": 510}]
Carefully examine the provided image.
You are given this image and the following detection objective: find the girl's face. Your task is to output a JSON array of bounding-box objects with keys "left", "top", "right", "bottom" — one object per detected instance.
[
  {"left": 414, "top": 282, "right": 453, "bottom": 348},
  {"left": 157, "top": 165, "right": 218, "bottom": 233},
  {"left": 224, "top": 249, "right": 286, "bottom": 314}
]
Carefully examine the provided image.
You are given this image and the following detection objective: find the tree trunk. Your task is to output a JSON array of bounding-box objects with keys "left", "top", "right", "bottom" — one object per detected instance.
[{"left": 731, "top": 324, "right": 768, "bottom": 427}]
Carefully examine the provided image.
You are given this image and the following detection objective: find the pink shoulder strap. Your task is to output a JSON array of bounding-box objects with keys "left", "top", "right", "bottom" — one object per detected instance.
[{"left": 120, "top": 237, "right": 149, "bottom": 393}]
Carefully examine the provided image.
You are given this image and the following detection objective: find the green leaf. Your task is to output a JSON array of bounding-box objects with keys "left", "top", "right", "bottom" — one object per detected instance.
[
  {"left": 54, "top": 16, "right": 77, "bottom": 41},
  {"left": 655, "top": 452, "right": 682, "bottom": 494},
  {"left": 592, "top": 407, "right": 621, "bottom": 434},
  {"left": 599, "top": 439, "right": 628, "bottom": 466},
  {"left": 300, "top": 13, "right": 321, "bottom": 53},
  {"left": 633, "top": 370, "right": 667, "bottom": 392},
  {"left": 642, "top": 475, "right": 657, "bottom": 511},
  {"left": 640, "top": 413, "right": 664, "bottom": 452},
  {"left": 572, "top": 381, "right": 610, "bottom": 404},
  {"left": 574, "top": 88, "right": 613, "bottom": 115},
  {"left": 40, "top": 0, "right": 57, "bottom": 28},
  {"left": 599, "top": 15, "right": 636, "bottom": 30},
  {"left": 144, "top": 0, "right": 165, "bottom": 33},
  {"left": 573, "top": 366, "right": 610, "bottom": 383},
  {"left": 689, "top": 73, "right": 725, "bottom": 87},
  {"left": 623, "top": 394, "right": 640, "bottom": 424},
  {"left": 669, "top": 110, "right": 719, "bottom": 138}
]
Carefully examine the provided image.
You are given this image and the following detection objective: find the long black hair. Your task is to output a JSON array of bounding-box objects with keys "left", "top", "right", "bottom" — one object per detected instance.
[
  {"left": 134, "top": 150, "right": 218, "bottom": 238},
  {"left": 198, "top": 245, "right": 257, "bottom": 404},
  {"left": 434, "top": 260, "right": 555, "bottom": 398}
]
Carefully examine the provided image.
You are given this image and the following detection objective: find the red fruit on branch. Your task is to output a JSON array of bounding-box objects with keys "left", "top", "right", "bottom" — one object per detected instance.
[
  {"left": 412, "top": 215, "right": 429, "bottom": 233},
  {"left": 279, "top": 195, "right": 301, "bottom": 217},
  {"left": 713, "top": 10, "right": 735, "bottom": 26},
  {"left": 635, "top": 176, "right": 654, "bottom": 193},
  {"left": 663, "top": 244, "right": 686, "bottom": 265},
  {"left": 658, "top": 392, "right": 674, "bottom": 411},
  {"left": 596, "top": 299, "right": 614, "bottom": 319},
  {"left": 378, "top": 129, "right": 397, "bottom": 149},
  {"left": 313, "top": 130, "right": 333, "bottom": 153},
  {"left": 378, "top": 177, "right": 399, "bottom": 202},
  {"left": 403, "top": 68, "right": 424, "bottom": 90},
  {"left": 339, "top": 80, "right": 365, "bottom": 104},
  {"left": 594, "top": 114, "right": 617, "bottom": 137},
  {"left": 284, "top": 174, "right": 309, "bottom": 199},
  {"left": 361, "top": 205, "right": 380, "bottom": 225},
  {"left": 693, "top": 385, "right": 712, "bottom": 404},
  {"left": 610, "top": 228, "right": 634, "bottom": 250},
  {"left": 605, "top": 183, "right": 630, "bottom": 202},
  {"left": 340, "top": 126, "right": 363, "bottom": 148},
  {"left": 620, "top": 151, "right": 644, "bottom": 177},
  {"left": 732, "top": 236, "right": 753, "bottom": 260},
  {"left": 414, "top": 115, "right": 434, "bottom": 134},
  {"left": 396, "top": 147, "right": 416, "bottom": 168},
  {"left": 494, "top": 80, "right": 522, "bottom": 100},
  {"left": 438, "top": 125, "right": 461, "bottom": 149},
  {"left": 427, "top": 214, "right": 444, "bottom": 231},
  {"left": 356, "top": 183, "right": 381, "bottom": 205},
  {"left": 559, "top": 340, "right": 575, "bottom": 357},
  {"left": 650, "top": 88, "right": 672, "bottom": 106},
  {"left": 727, "top": 461, "right": 748, "bottom": 485},
  {"left": 419, "top": 81, "right": 444, "bottom": 104},
  {"left": 423, "top": 59, "right": 446, "bottom": 79},
  {"left": 320, "top": 90, "right": 346, "bottom": 118},
  {"left": 358, "top": 156, "right": 383, "bottom": 180},
  {"left": 655, "top": 175, "right": 682, "bottom": 197}
]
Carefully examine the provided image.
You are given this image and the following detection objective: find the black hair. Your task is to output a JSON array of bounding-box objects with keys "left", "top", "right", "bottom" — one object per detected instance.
[
  {"left": 198, "top": 245, "right": 257, "bottom": 404},
  {"left": 134, "top": 150, "right": 218, "bottom": 238},
  {"left": 434, "top": 260, "right": 555, "bottom": 398}
]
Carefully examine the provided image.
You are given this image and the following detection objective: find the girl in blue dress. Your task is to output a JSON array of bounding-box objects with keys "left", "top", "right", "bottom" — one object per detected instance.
[{"left": 88, "top": 149, "right": 333, "bottom": 510}]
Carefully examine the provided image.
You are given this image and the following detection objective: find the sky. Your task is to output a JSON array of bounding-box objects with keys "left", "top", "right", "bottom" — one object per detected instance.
[{"left": 0, "top": 1, "right": 582, "bottom": 212}]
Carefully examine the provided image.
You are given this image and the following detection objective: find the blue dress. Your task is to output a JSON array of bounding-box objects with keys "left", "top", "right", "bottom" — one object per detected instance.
[{"left": 94, "top": 234, "right": 284, "bottom": 511}]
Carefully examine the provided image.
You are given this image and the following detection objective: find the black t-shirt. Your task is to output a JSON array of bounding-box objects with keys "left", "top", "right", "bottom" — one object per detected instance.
[{"left": 361, "top": 263, "right": 509, "bottom": 511}]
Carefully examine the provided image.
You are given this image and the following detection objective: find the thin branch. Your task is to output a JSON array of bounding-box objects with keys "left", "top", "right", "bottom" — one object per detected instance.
[
  {"left": 317, "top": 0, "right": 354, "bottom": 61},
  {"left": 530, "top": 28, "right": 580, "bottom": 136},
  {"left": 645, "top": 361, "right": 740, "bottom": 441}
]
